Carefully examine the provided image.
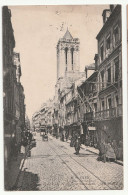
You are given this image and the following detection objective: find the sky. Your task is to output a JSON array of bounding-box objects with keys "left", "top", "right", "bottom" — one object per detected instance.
[{"left": 9, "top": 5, "right": 109, "bottom": 120}]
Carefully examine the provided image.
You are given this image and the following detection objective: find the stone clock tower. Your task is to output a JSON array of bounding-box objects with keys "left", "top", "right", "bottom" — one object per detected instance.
[{"left": 57, "top": 29, "right": 80, "bottom": 80}]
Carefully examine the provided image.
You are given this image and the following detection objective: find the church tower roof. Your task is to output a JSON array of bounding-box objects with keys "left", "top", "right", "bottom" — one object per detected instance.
[{"left": 63, "top": 28, "right": 73, "bottom": 39}]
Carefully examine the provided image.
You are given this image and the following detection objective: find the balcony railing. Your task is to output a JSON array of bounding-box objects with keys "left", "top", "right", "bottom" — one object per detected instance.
[{"left": 94, "top": 105, "right": 122, "bottom": 120}]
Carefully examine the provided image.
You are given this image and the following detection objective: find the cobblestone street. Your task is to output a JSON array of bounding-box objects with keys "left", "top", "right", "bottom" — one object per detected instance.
[{"left": 16, "top": 133, "right": 123, "bottom": 191}]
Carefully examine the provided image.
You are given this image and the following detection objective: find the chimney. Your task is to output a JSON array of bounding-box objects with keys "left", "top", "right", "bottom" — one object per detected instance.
[
  {"left": 94, "top": 54, "right": 98, "bottom": 71},
  {"left": 85, "top": 67, "right": 88, "bottom": 78},
  {"left": 110, "top": 5, "right": 116, "bottom": 13},
  {"left": 102, "top": 9, "right": 111, "bottom": 24}
]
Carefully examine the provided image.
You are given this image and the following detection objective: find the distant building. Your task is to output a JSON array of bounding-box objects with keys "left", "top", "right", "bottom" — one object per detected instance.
[
  {"left": 55, "top": 29, "right": 85, "bottom": 136},
  {"left": 32, "top": 99, "right": 54, "bottom": 133},
  {"left": 32, "top": 111, "right": 41, "bottom": 131},
  {"left": 25, "top": 114, "right": 30, "bottom": 130}
]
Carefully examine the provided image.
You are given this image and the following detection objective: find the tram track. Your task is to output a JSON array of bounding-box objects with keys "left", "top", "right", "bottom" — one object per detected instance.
[
  {"left": 48, "top": 137, "right": 112, "bottom": 190},
  {"left": 12, "top": 134, "right": 122, "bottom": 190},
  {"left": 46, "top": 141, "right": 89, "bottom": 190}
]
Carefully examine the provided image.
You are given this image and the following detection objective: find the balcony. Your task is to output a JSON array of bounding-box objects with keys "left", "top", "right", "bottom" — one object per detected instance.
[{"left": 94, "top": 105, "right": 122, "bottom": 120}]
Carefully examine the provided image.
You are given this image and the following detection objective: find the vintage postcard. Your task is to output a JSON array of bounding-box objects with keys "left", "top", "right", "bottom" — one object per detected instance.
[{"left": 3, "top": 4, "right": 123, "bottom": 191}]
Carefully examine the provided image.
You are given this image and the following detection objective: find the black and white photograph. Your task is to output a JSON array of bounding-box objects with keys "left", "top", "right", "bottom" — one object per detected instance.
[{"left": 2, "top": 3, "right": 124, "bottom": 191}]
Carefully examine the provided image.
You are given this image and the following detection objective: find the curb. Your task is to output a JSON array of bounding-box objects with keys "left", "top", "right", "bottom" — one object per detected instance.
[
  {"left": 10, "top": 144, "right": 31, "bottom": 190},
  {"left": 82, "top": 147, "right": 123, "bottom": 166}
]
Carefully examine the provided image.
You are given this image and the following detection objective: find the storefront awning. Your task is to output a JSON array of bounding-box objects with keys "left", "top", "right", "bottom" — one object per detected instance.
[{"left": 88, "top": 126, "right": 96, "bottom": 131}]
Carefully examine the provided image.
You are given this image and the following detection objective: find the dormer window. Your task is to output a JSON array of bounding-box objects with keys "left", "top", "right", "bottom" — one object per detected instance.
[{"left": 102, "top": 9, "right": 110, "bottom": 24}]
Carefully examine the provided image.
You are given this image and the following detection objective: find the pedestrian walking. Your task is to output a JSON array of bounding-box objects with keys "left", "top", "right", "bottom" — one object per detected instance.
[
  {"left": 74, "top": 136, "right": 81, "bottom": 155},
  {"left": 70, "top": 134, "right": 76, "bottom": 147}
]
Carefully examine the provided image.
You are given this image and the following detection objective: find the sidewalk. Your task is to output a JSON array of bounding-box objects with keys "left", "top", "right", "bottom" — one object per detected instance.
[
  {"left": 53, "top": 136, "right": 123, "bottom": 166},
  {"left": 4, "top": 145, "right": 29, "bottom": 190},
  {"left": 80, "top": 144, "right": 123, "bottom": 166}
]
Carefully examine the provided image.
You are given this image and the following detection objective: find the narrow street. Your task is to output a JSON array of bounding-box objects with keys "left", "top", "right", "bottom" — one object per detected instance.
[{"left": 16, "top": 133, "right": 123, "bottom": 191}]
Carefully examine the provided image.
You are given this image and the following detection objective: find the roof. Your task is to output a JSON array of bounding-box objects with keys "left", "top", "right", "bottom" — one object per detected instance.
[{"left": 63, "top": 29, "right": 73, "bottom": 39}]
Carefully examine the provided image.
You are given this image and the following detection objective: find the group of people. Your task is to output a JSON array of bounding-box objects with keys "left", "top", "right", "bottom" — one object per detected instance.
[
  {"left": 97, "top": 139, "right": 123, "bottom": 162},
  {"left": 21, "top": 130, "right": 33, "bottom": 147},
  {"left": 11, "top": 130, "right": 33, "bottom": 160},
  {"left": 70, "top": 133, "right": 123, "bottom": 161},
  {"left": 60, "top": 131, "right": 123, "bottom": 161}
]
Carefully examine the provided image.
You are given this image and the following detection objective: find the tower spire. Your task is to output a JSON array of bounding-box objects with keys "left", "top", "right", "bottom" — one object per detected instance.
[
  {"left": 63, "top": 28, "right": 73, "bottom": 39},
  {"left": 57, "top": 29, "right": 80, "bottom": 79}
]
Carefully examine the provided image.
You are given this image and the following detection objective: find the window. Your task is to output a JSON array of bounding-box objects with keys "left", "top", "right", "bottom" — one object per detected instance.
[
  {"left": 114, "top": 25, "right": 119, "bottom": 45},
  {"left": 71, "top": 48, "right": 74, "bottom": 70},
  {"left": 115, "top": 95, "right": 118, "bottom": 107},
  {"left": 65, "top": 47, "right": 68, "bottom": 65},
  {"left": 114, "top": 57, "right": 119, "bottom": 82},
  {"left": 101, "top": 70, "right": 104, "bottom": 89},
  {"left": 100, "top": 43, "right": 104, "bottom": 61},
  {"left": 89, "top": 84, "right": 93, "bottom": 93},
  {"left": 106, "top": 34, "right": 111, "bottom": 50},
  {"left": 108, "top": 98, "right": 112, "bottom": 109},
  {"left": 101, "top": 100, "right": 104, "bottom": 111},
  {"left": 107, "top": 67, "right": 111, "bottom": 86},
  {"left": 94, "top": 103, "right": 97, "bottom": 112}
]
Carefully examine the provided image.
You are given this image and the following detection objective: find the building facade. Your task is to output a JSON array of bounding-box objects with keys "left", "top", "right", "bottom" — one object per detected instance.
[
  {"left": 3, "top": 6, "right": 16, "bottom": 167},
  {"left": 94, "top": 5, "right": 122, "bottom": 152},
  {"left": 13, "top": 52, "right": 26, "bottom": 146},
  {"left": 3, "top": 6, "right": 26, "bottom": 168}
]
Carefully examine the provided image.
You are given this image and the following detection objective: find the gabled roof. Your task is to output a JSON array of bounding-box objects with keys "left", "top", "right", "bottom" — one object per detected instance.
[{"left": 63, "top": 29, "right": 73, "bottom": 39}]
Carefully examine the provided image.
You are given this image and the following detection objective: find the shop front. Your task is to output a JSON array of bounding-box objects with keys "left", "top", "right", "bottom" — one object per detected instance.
[{"left": 87, "top": 126, "right": 98, "bottom": 148}]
